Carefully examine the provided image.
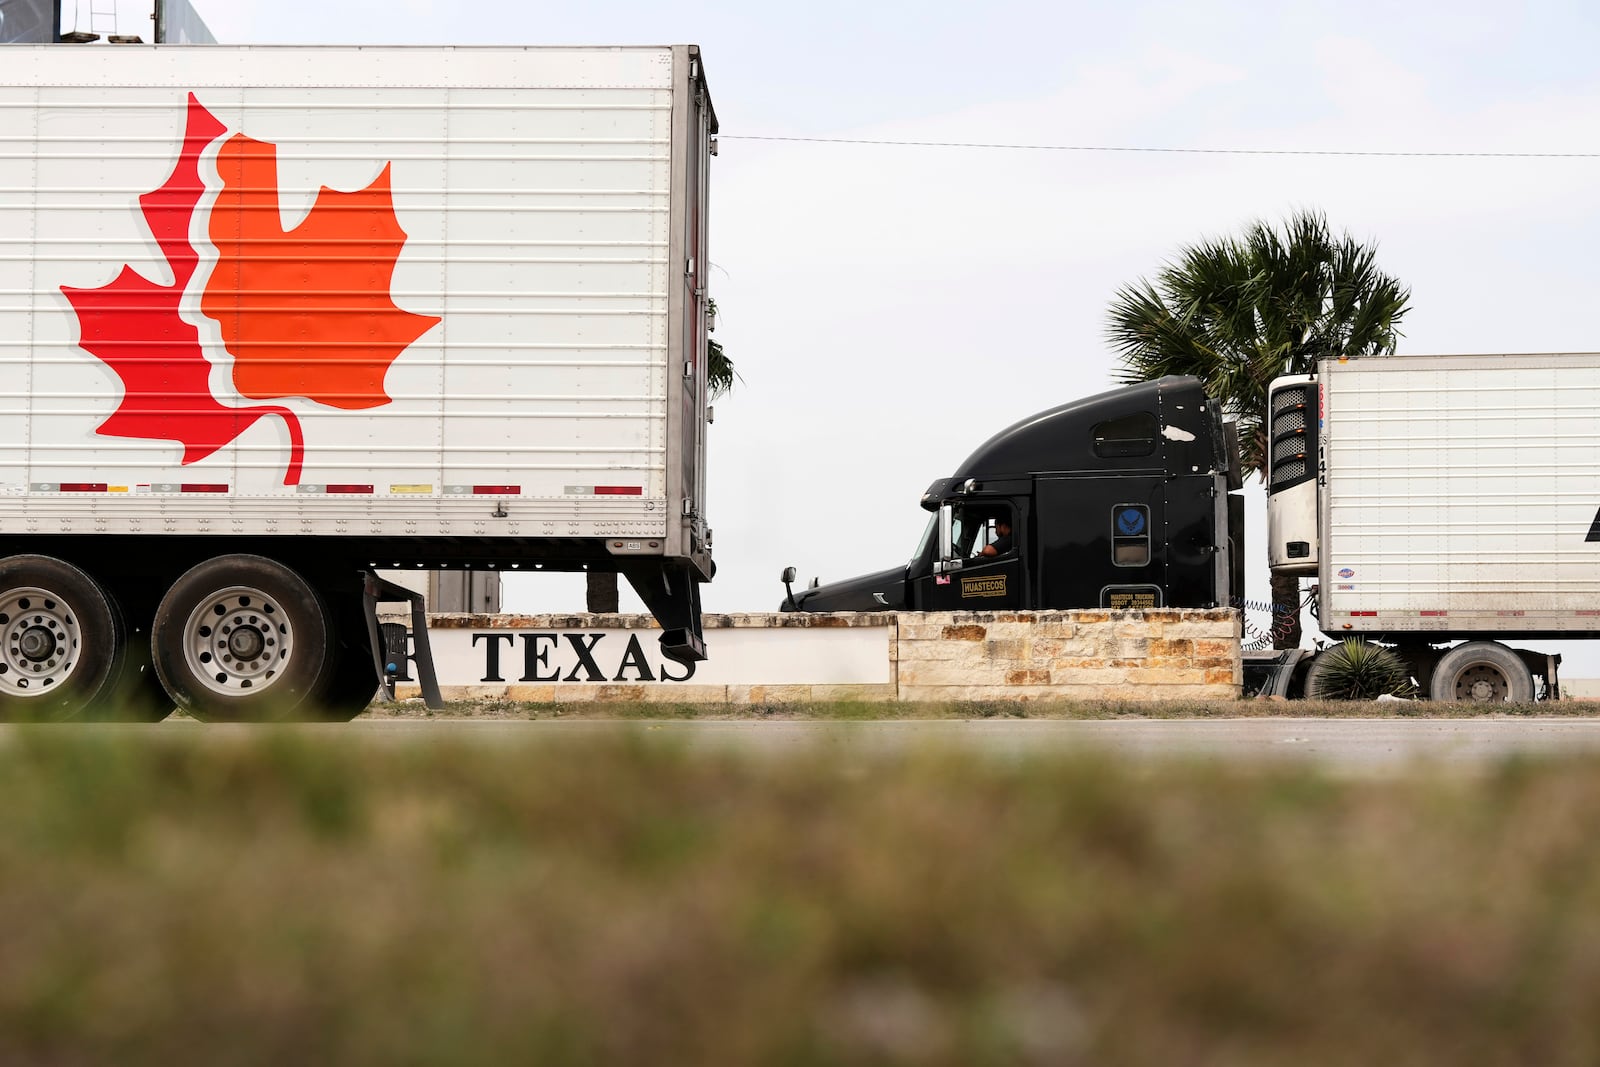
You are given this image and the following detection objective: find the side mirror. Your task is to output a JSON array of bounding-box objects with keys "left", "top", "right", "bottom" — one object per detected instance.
[
  {"left": 780, "top": 565, "right": 798, "bottom": 611},
  {"left": 781, "top": 566, "right": 796, "bottom": 584},
  {"left": 932, "top": 503, "right": 960, "bottom": 574}
]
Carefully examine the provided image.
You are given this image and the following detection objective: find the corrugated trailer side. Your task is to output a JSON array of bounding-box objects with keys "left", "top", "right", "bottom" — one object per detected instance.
[
  {"left": 0, "top": 45, "right": 716, "bottom": 721},
  {"left": 1320, "top": 353, "right": 1600, "bottom": 637}
]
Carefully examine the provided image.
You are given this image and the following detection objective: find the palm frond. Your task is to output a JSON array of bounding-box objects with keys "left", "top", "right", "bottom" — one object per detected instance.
[
  {"left": 708, "top": 339, "right": 740, "bottom": 400},
  {"left": 1105, "top": 207, "right": 1412, "bottom": 435},
  {"left": 705, "top": 298, "right": 739, "bottom": 400}
]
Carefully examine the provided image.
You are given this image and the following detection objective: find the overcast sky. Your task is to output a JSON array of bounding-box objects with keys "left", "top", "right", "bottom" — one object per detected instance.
[{"left": 74, "top": 0, "right": 1600, "bottom": 663}]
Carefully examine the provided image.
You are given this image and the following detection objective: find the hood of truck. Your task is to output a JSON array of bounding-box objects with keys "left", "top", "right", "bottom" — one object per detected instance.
[{"left": 782, "top": 565, "right": 908, "bottom": 613}]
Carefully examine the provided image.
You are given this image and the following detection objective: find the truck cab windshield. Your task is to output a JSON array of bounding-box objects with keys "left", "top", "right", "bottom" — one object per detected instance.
[{"left": 911, "top": 512, "right": 939, "bottom": 567}]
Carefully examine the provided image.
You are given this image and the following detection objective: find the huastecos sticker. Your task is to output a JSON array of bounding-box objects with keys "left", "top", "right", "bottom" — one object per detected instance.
[{"left": 960, "top": 574, "right": 1007, "bottom": 599}]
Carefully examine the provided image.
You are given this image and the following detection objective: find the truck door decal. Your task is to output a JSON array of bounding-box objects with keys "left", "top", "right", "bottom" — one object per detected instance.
[
  {"left": 960, "top": 574, "right": 1008, "bottom": 599},
  {"left": 59, "top": 94, "right": 440, "bottom": 487},
  {"left": 1102, "top": 584, "right": 1163, "bottom": 610}
]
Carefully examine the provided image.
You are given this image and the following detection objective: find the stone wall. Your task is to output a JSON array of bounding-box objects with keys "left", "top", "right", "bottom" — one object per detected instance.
[
  {"left": 394, "top": 609, "right": 1241, "bottom": 703},
  {"left": 896, "top": 610, "right": 1241, "bottom": 702},
  {"left": 409, "top": 611, "right": 900, "bottom": 705}
]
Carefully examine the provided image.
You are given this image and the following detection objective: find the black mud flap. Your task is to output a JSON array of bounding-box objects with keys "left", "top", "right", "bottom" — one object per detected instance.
[
  {"left": 362, "top": 572, "right": 445, "bottom": 710},
  {"left": 622, "top": 560, "right": 708, "bottom": 665},
  {"left": 1241, "top": 648, "right": 1310, "bottom": 698}
]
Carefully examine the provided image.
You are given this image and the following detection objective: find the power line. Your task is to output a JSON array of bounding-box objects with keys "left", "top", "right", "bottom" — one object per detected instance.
[{"left": 719, "top": 134, "right": 1600, "bottom": 159}]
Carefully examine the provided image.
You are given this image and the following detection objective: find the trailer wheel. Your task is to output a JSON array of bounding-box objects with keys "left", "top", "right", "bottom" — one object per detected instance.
[
  {"left": 0, "top": 555, "right": 123, "bottom": 720},
  {"left": 152, "top": 555, "right": 330, "bottom": 721},
  {"left": 1301, "top": 648, "right": 1342, "bottom": 700},
  {"left": 294, "top": 584, "right": 380, "bottom": 722},
  {"left": 80, "top": 573, "right": 174, "bottom": 721},
  {"left": 1429, "top": 641, "right": 1534, "bottom": 703},
  {"left": 100, "top": 648, "right": 176, "bottom": 723},
  {"left": 311, "top": 631, "right": 380, "bottom": 721}
]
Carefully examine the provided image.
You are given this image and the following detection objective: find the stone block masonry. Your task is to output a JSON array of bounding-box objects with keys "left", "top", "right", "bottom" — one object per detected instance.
[
  {"left": 896, "top": 610, "right": 1240, "bottom": 702},
  {"left": 394, "top": 609, "right": 1242, "bottom": 703}
]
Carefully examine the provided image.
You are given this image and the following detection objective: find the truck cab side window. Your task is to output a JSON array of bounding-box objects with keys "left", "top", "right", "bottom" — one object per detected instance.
[
  {"left": 949, "top": 512, "right": 971, "bottom": 557},
  {"left": 949, "top": 506, "right": 1015, "bottom": 560},
  {"left": 981, "top": 513, "right": 1014, "bottom": 557},
  {"left": 1093, "top": 413, "right": 1157, "bottom": 458}
]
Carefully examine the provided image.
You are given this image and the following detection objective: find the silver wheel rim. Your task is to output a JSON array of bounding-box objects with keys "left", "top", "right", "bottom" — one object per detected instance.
[
  {"left": 1454, "top": 664, "right": 1508, "bottom": 702},
  {"left": 0, "top": 586, "right": 82, "bottom": 698},
  {"left": 181, "top": 586, "right": 294, "bottom": 697}
]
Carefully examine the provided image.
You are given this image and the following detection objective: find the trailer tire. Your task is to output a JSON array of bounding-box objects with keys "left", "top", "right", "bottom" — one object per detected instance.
[
  {"left": 1302, "top": 648, "right": 1342, "bottom": 700},
  {"left": 89, "top": 576, "right": 174, "bottom": 722},
  {"left": 312, "top": 632, "right": 380, "bottom": 721},
  {"left": 98, "top": 647, "right": 175, "bottom": 723},
  {"left": 297, "top": 585, "right": 380, "bottom": 721},
  {"left": 0, "top": 555, "right": 123, "bottom": 721},
  {"left": 152, "top": 555, "right": 331, "bottom": 721},
  {"left": 1429, "top": 641, "right": 1534, "bottom": 703}
]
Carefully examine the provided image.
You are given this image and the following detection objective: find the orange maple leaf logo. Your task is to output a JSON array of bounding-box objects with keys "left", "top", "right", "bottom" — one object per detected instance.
[
  {"left": 61, "top": 94, "right": 440, "bottom": 485},
  {"left": 203, "top": 134, "right": 440, "bottom": 409}
]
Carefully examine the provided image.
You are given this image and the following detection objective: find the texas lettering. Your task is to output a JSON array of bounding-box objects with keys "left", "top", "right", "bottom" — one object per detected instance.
[{"left": 472, "top": 632, "right": 697, "bottom": 683}]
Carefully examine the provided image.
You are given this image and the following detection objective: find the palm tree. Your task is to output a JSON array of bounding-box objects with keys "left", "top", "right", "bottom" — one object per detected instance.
[
  {"left": 1106, "top": 209, "right": 1410, "bottom": 648},
  {"left": 586, "top": 300, "right": 735, "bottom": 613},
  {"left": 707, "top": 299, "right": 738, "bottom": 400}
]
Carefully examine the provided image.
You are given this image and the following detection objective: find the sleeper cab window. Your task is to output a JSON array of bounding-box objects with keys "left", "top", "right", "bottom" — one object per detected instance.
[{"left": 1093, "top": 412, "right": 1157, "bottom": 458}]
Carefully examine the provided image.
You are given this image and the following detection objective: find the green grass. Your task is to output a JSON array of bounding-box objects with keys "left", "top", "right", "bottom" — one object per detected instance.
[
  {"left": 368, "top": 696, "right": 1592, "bottom": 720},
  {"left": 2, "top": 729, "right": 1600, "bottom": 1064}
]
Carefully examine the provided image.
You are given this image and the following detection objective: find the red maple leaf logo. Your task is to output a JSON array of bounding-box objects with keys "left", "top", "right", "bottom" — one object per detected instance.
[{"left": 60, "top": 94, "right": 441, "bottom": 485}]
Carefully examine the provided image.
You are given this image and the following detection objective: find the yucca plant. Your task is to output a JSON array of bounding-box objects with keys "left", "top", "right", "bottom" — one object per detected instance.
[{"left": 1306, "top": 638, "right": 1417, "bottom": 700}]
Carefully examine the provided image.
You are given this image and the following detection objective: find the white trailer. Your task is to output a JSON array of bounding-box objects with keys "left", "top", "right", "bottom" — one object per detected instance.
[
  {"left": 1265, "top": 353, "right": 1600, "bottom": 700},
  {"left": 0, "top": 44, "right": 716, "bottom": 719}
]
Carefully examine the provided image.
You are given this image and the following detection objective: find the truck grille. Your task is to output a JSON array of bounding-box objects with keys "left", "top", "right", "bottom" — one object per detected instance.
[
  {"left": 1273, "top": 458, "right": 1306, "bottom": 483},
  {"left": 1268, "top": 383, "right": 1317, "bottom": 492},
  {"left": 1273, "top": 436, "right": 1307, "bottom": 464}
]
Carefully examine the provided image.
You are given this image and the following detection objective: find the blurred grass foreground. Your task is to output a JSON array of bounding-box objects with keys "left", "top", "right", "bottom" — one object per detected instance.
[{"left": 2, "top": 729, "right": 1600, "bottom": 1066}]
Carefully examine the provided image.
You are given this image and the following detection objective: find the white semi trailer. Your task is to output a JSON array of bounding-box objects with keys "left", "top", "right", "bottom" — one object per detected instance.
[
  {"left": 0, "top": 44, "right": 717, "bottom": 720},
  {"left": 1265, "top": 353, "right": 1600, "bottom": 700}
]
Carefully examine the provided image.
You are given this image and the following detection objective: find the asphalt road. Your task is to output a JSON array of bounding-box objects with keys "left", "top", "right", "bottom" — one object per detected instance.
[{"left": 149, "top": 716, "right": 1600, "bottom": 774}]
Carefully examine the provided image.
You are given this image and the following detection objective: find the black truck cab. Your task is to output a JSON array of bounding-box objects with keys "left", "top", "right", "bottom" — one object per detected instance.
[{"left": 781, "top": 376, "right": 1243, "bottom": 613}]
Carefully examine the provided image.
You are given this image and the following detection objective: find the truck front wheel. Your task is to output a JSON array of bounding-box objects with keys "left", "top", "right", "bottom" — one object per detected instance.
[
  {"left": 151, "top": 555, "right": 331, "bottom": 721},
  {"left": 0, "top": 555, "right": 123, "bottom": 720},
  {"left": 1429, "top": 641, "right": 1534, "bottom": 703}
]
